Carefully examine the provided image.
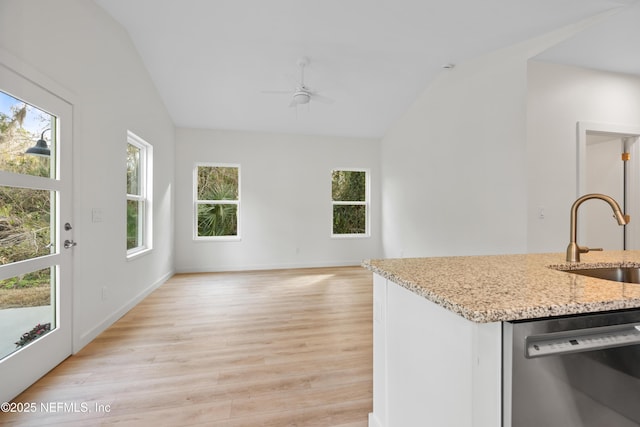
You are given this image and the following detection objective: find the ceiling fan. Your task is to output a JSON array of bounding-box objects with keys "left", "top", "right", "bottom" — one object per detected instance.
[{"left": 263, "top": 57, "right": 334, "bottom": 107}]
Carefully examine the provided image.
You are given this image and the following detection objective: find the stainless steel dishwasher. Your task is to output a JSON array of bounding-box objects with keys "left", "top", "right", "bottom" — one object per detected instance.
[{"left": 503, "top": 310, "right": 640, "bottom": 427}]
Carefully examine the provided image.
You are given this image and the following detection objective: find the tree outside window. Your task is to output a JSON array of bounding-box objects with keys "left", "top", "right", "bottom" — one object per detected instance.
[
  {"left": 0, "top": 96, "right": 54, "bottom": 266},
  {"left": 332, "top": 169, "right": 369, "bottom": 236},
  {"left": 195, "top": 164, "right": 240, "bottom": 238},
  {"left": 0, "top": 91, "right": 55, "bottom": 311}
]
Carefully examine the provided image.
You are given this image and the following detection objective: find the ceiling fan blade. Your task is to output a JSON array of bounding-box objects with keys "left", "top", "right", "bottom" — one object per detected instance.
[
  {"left": 311, "top": 93, "right": 334, "bottom": 104},
  {"left": 264, "top": 57, "right": 332, "bottom": 109}
]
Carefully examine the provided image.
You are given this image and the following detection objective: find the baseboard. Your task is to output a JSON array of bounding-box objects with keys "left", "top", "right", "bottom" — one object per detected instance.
[
  {"left": 369, "top": 412, "right": 383, "bottom": 427},
  {"left": 74, "top": 269, "right": 174, "bottom": 353},
  {"left": 175, "top": 260, "right": 364, "bottom": 273}
]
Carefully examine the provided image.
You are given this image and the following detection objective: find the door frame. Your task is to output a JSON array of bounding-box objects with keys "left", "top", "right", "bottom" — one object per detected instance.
[
  {"left": 577, "top": 121, "right": 640, "bottom": 250},
  {"left": 0, "top": 49, "right": 77, "bottom": 403}
]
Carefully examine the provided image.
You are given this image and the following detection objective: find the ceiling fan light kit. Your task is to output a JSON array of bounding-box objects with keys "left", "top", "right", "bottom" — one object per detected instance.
[
  {"left": 293, "top": 91, "right": 311, "bottom": 105},
  {"left": 263, "top": 56, "right": 334, "bottom": 108}
]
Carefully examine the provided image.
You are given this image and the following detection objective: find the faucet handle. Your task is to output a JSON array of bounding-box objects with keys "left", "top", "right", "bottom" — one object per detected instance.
[{"left": 579, "top": 246, "right": 603, "bottom": 253}]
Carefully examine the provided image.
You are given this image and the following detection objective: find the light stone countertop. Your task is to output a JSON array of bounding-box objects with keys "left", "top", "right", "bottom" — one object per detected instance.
[{"left": 362, "top": 250, "right": 640, "bottom": 323}]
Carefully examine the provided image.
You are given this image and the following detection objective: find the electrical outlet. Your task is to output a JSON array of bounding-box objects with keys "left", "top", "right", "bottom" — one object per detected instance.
[{"left": 101, "top": 286, "right": 108, "bottom": 301}]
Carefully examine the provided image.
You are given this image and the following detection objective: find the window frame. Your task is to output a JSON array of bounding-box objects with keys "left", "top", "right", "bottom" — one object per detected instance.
[
  {"left": 126, "top": 131, "right": 153, "bottom": 259},
  {"left": 331, "top": 168, "right": 370, "bottom": 239},
  {"left": 193, "top": 163, "right": 241, "bottom": 241}
]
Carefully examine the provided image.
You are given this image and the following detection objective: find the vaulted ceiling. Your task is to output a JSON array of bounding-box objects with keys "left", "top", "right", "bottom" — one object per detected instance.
[{"left": 95, "top": 0, "right": 640, "bottom": 139}]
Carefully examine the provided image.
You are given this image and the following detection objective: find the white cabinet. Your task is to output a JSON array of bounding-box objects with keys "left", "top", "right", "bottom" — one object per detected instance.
[
  {"left": 370, "top": 274, "right": 503, "bottom": 427},
  {"left": 371, "top": 273, "right": 388, "bottom": 427}
]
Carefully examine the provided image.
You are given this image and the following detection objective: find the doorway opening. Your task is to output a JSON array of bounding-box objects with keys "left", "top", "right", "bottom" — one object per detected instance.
[{"left": 577, "top": 122, "right": 640, "bottom": 250}]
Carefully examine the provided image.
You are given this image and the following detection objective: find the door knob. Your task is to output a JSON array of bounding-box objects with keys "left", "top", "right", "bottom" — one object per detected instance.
[{"left": 63, "top": 239, "right": 77, "bottom": 249}]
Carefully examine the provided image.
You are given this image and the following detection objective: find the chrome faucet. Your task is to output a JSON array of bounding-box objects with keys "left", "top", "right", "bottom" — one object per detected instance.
[{"left": 566, "top": 193, "right": 629, "bottom": 262}]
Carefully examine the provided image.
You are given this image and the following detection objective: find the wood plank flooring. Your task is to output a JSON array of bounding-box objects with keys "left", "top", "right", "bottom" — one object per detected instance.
[{"left": 1, "top": 266, "right": 373, "bottom": 426}]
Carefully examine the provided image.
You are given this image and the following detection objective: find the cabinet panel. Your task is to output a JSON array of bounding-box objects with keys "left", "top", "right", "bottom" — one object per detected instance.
[
  {"left": 371, "top": 273, "right": 387, "bottom": 427},
  {"left": 370, "top": 275, "right": 501, "bottom": 427}
]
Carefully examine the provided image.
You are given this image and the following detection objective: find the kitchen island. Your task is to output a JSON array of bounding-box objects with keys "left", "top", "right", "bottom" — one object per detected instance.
[{"left": 363, "top": 251, "right": 640, "bottom": 427}]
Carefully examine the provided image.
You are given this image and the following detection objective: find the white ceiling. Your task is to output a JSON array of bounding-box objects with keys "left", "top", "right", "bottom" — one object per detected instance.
[
  {"left": 94, "top": 0, "right": 638, "bottom": 139},
  {"left": 535, "top": 2, "right": 640, "bottom": 77}
]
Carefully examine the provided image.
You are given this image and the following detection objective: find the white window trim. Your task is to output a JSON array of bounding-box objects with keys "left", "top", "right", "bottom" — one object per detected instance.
[
  {"left": 126, "top": 131, "right": 153, "bottom": 259},
  {"left": 193, "top": 162, "right": 241, "bottom": 241},
  {"left": 331, "top": 168, "right": 371, "bottom": 239}
]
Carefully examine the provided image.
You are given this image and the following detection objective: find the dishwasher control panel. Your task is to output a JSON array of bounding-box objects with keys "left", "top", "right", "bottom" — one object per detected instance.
[{"left": 526, "top": 325, "right": 640, "bottom": 358}]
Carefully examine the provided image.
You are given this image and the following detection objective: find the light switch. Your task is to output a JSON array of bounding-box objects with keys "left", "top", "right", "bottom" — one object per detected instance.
[{"left": 92, "top": 208, "right": 103, "bottom": 223}]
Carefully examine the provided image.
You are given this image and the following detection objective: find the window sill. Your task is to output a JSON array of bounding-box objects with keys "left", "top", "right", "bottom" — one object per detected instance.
[
  {"left": 126, "top": 246, "right": 152, "bottom": 261},
  {"left": 194, "top": 236, "right": 242, "bottom": 242},
  {"left": 331, "top": 234, "right": 370, "bottom": 240}
]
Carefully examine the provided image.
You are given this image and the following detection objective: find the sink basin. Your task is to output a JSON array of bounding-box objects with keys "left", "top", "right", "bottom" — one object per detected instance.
[{"left": 565, "top": 267, "right": 640, "bottom": 284}]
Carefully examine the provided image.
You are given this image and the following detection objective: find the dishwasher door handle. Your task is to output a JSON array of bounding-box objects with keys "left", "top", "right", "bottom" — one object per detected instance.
[{"left": 526, "top": 323, "right": 640, "bottom": 358}]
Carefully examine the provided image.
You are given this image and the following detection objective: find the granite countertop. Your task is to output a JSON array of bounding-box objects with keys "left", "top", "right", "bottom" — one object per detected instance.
[{"left": 363, "top": 250, "right": 640, "bottom": 323}]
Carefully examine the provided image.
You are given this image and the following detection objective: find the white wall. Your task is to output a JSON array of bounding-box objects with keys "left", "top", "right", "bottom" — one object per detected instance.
[
  {"left": 175, "top": 128, "right": 381, "bottom": 272},
  {"left": 526, "top": 61, "right": 640, "bottom": 253},
  {"left": 0, "top": 0, "right": 175, "bottom": 351},
  {"left": 379, "top": 41, "right": 541, "bottom": 258},
  {"left": 378, "top": 16, "right": 619, "bottom": 259}
]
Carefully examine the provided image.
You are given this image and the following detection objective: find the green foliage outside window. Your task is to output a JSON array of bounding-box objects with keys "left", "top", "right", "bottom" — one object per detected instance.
[
  {"left": 333, "top": 204, "right": 366, "bottom": 234},
  {"left": 0, "top": 103, "right": 52, "bottom": 264},
  {"left": 332, "top": 170, "right": 366, "bottom": 202},
  {"left": 332, "top": 170, "right": 367, "bottom": 235},
  {"left": 126, "top": 200, "right": 140, "bottom": 250},
  {"left": 197, "top": 166, "right": 239, "bottom": 237},
  {"left": 126, "top": 143, "right": 140, "bottom": 195},
  {"left": 126, "top": 143, "right": 141, "bottom": 250},
  {"left": 0, "top": 99, "right": 52, "bottom": 290},
  {"left": 0, "top": 187, "right": 51, "bottom": 265}
]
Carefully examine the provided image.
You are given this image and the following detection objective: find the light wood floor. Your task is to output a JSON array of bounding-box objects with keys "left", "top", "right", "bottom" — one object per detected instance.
[{"left": 1, "top": 267, "right": 373, "bottom": 426}]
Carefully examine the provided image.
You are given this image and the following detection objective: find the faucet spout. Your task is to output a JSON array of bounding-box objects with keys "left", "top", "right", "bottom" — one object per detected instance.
[{"left": 566, "top": 193, "right": 629, "bottom": 262}]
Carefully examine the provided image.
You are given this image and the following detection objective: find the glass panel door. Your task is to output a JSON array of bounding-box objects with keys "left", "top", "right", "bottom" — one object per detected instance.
[
  {"left": 0, "top": 96, "right": 56, "bottom": 361},
  {"left": 0, "top": 63, "right": 73, "bottom": 403}
]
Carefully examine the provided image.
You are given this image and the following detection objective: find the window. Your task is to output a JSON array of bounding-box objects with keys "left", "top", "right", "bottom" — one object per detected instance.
[
  {"left": 126, "top": 131, "right": 153, "bottom": 257},
  {"left": 194, "top": 164, "right": 240, "bottom": 239},
  {"left": 332, "top": 169, "right": 369, "bottom": 237}
]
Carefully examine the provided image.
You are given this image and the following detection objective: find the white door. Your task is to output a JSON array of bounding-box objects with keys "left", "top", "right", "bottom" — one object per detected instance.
[{"left": 0, "top": 63, "right": 73, "bottom": 403}]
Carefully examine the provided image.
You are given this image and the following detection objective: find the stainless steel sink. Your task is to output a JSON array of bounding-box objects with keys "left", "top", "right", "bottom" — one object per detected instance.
[{"left": 565, "top": 267, "right": 640, "bottom": 284}]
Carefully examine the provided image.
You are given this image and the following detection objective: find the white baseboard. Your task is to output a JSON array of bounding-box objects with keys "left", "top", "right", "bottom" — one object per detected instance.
[
  {"left": 74, "top": 269, "right": 174, "bottom": 353},
  {"left": 369, "top": 412, "right": 383, "bottom": 427},
  {"left": 175, "top": 260, "right": 364, "bottom": 274}
]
